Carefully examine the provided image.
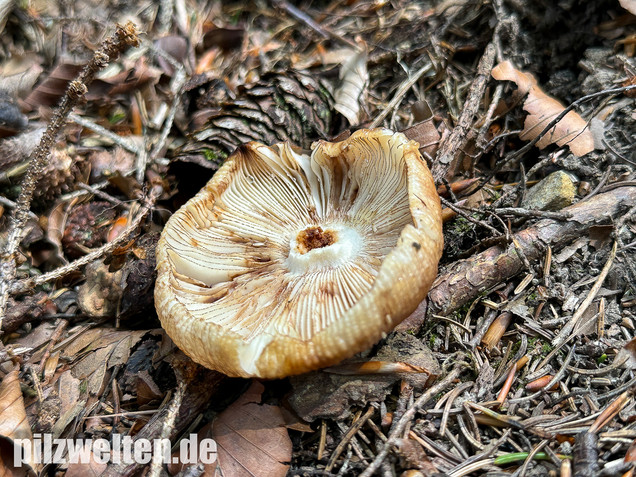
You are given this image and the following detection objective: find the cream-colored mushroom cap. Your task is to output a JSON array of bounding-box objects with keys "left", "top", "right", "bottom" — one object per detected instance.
[{"left": 155, "top": 128, "right": 443, "bottom": 378}]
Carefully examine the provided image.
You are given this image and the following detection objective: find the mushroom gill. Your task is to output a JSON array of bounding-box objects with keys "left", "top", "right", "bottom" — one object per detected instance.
[{"left": 155, "top": 128, "right": 443, "bottom": 378}]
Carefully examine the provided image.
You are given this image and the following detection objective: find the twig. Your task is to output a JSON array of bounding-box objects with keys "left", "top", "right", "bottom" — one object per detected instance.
[
  {"left": 326, "top": 407, "right": 375, "bottom": 472},
  {"left": 271, "top": 0, "right": 358, "bottom": 49},
  {"left": 70, "top": 112, "right": 140, "bottom": 154},
  {"left": 134, "top": 41, "right": 188, "bottom": 183},
  {"left": 476, "top": 83, "right": 504, "bottom": 151},
  {"left": 148, "top": 380, "right": 187, "bottom": 477},
  {"left": 492, "top": 207, "right": 572, "bottom": 221},
  {"left": 78, "top": 183, "right": 131, "bottom": 209},
  {"left": 432, "top": 42, "right": 496, "bottom": 183},
  {"left": 0, "top": 22, "right": 139, "bottom": 332},
  {"left": 148, "top": 47, "right": 187, "bottom": 163},
  {"left": 440, "top": 197, "right": 503, "bottom": 237},
  {"left": 0, "top": 196, "right": 38, "bottom": 220},
  {"left": 492, "top": 156, "right": 553, "bottom": 209},
  {"left": 359, "top": 366, "right": 464, "bottom": 477},
  {"left": 580, "top": 168, "right": 612, "bottom": 203}
]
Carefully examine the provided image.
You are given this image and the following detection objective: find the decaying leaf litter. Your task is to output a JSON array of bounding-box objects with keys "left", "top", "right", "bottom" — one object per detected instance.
[{"left": 0, "top": 0, "right": 635, "bottom": 475}]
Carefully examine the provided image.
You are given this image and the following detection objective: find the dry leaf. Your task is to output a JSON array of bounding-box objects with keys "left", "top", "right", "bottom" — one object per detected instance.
[
  {"left": 45, "top": 200, "right": 73, "bottom": 266},
  {"left": 212, "top": 381, "right": 291, "bottom": 477},
  {"left": 23, "top": 59, "right": 158, "bottom": 111},
  {"left": 402, "top": 117, "right": 441, "bottom": 158},
  {"left": 333, "top": 47, "right": 368, "bottom": 126},
  {"left": 64, "top": 443, "right": 108, "bottom": 477},
  {"left": 617, "top": 337, "right": 636, "bottom": 369},
  {"left": 0, "top": 369, "right": 38, "bottom": 474},
  {"left": 492, "top": 61, "right": 595, "bottom": 157}
]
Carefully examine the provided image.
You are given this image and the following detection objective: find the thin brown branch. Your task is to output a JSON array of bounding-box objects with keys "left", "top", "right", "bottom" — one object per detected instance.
[{"left": 432, "top": 42, "right": 496, "bottom": 183}]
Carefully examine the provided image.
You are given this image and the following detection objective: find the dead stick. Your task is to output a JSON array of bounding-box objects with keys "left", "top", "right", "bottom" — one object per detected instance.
[
  {"left": 432, "top": 42, "right": 496, "bottom": 183},
  {"left": 9, "top": 191, "right": 157, "bottom": 295}
]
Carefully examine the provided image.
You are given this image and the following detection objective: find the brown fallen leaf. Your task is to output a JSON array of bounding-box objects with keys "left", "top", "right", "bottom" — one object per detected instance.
[
  {"left": 212, "top": 381, "right": 291, "bottom": 477},
  {"left": 0, "top": 369, "right": 38, "bottom": 475},
  {"left": 492, "top": 61, "right": 595, "bottom": 157},
  {"left": 64, "top": 443, "right": 108, "bottom": 477},
  {"left": 23, "top": 59, "right": 159, "bottom": 111},
  {"left": 402, "top": 117, "right": 441, "bottom": 159}
]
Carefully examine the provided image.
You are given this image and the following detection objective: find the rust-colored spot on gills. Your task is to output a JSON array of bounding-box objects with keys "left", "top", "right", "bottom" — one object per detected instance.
[{"left": 296, "top": 226, "right": 337, "bottom": 254}]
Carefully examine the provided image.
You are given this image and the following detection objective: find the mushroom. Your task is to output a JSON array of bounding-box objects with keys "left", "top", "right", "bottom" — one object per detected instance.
[{"left": 154, "top": 128, "right": 443, "bottom": 378}]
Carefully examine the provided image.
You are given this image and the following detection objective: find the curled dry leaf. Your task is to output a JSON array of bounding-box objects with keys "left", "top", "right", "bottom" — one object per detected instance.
[
  {"left": 492, "top": 61, "right": 595, "bottom": 157},
  {"left": 333, "top": 46, "right": 368, "bottom": 126},
  {"left": 0, "top": 369, "right": 38, "bottom": 474}
]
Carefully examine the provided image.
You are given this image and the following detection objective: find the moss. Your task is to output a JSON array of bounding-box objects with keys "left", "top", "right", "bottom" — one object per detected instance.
[
  {"left": 428, "top": 333, "right": 440, "bottom": 349},
  {"left": 202, "top": 148, "right": 228, "bottom": 163},
  {"left": 450, "top": 216, "right": 473, "bottom": 235},
  {"left": 507, "top": 340, "right": 522, "bottom": 357}
]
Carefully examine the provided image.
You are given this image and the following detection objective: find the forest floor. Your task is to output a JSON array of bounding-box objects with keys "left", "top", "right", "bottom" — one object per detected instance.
[{"left": 0, "top": 0, "right": 635, "bottom": 476}]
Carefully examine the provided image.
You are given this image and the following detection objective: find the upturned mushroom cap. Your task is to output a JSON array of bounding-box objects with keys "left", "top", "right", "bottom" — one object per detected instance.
[{"left": 155, "top": 128, "right": 443, "bottom": 378}]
